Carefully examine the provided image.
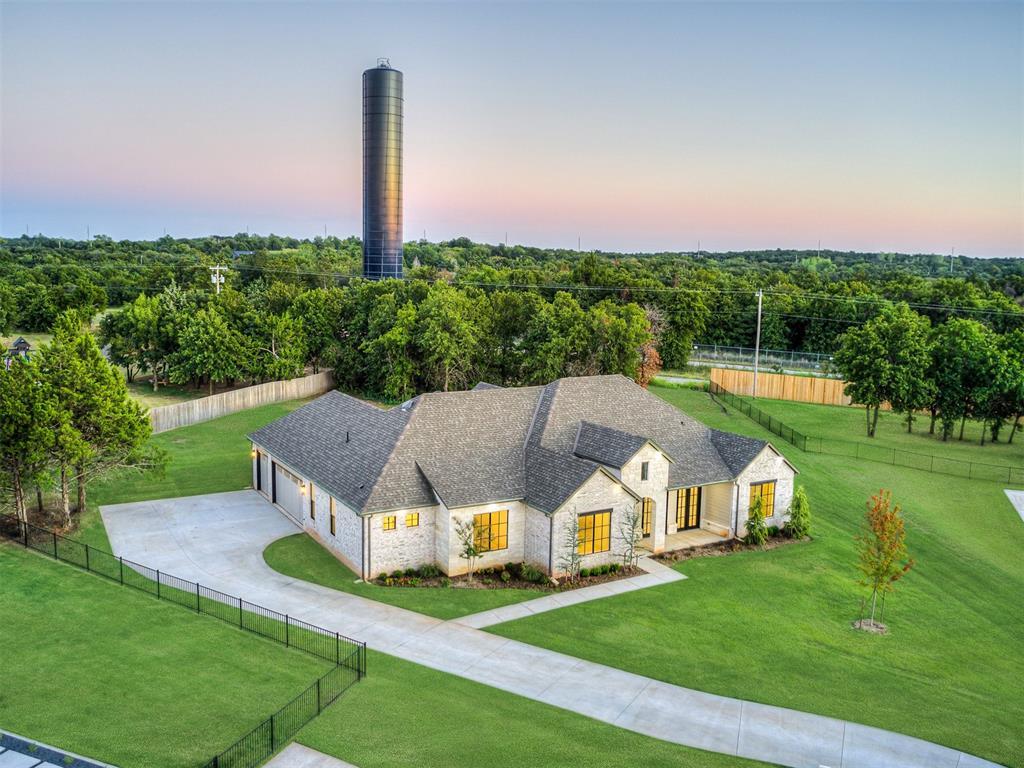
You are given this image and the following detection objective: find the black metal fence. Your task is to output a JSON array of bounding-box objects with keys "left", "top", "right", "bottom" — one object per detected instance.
[
  {"left": 0, "top": 513, "right": 367, "bottom": 768},
  {"left": 709, "top": 382, "right": 1024, "bottom": 486}
]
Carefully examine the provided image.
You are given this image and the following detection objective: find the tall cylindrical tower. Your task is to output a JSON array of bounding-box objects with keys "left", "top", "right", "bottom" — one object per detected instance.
[{"left": 362, "top": 60, "right": 403, "bottom": 280}]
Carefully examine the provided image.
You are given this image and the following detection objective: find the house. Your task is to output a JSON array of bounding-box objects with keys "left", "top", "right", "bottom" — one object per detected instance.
[{"left": 249, "top": 375, "right": 797, "bottom": 579}]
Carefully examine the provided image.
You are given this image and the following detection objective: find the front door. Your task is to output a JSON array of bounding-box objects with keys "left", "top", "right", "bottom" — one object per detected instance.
[
  {"left": 677, "top": 487, "right": 702, "bottom": 530},
  {"left": 641, "top": 497, "right": 654, "bottom": 538}
]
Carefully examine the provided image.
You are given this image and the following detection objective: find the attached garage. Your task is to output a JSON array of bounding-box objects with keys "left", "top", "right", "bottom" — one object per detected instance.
[{"left": 273, "top": 462, "right": 305, "bottom": 523}]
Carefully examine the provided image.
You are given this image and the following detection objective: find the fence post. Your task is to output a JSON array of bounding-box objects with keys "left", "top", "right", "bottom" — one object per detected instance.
[
  {"left": 196, "top": 581, "right": 201, "bottom": 613},
  {"left": 335, "top": 632, "right": 340, "bottom": 665},
  {"left": 285, "top": 615, "right": 290, "bottom": 647},
  {"left": 269, "top": 714, "right": 275, "bottom": 750},
  {"left": 317, "top": 678, "right": 322, "bottom": 714},
  {"left": 52, "top": 531, "right": 57, "bottom": 558},
  {"left": 239, "top": 597, "right": 243, "bottom": 628},
  {"left": 156, "top": 570, "right": 161, "bottom": 599},
  {"left": 85, "top": 544, "right": 90, "bottom": 572},
  {"left": 119, "top": 556, "right": 124, "bottom": 584}
]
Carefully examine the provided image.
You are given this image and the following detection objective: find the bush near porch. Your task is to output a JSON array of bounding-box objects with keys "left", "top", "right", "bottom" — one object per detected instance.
[{"left": 487, "top": 385, "right": 1024, "bottom": 768}]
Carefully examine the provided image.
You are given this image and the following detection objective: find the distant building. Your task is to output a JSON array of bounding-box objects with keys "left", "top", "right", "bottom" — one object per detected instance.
[
  {"left": 3, "top": 337, "right": 32, "bottom": 369},
  {"left": 362, "top": 59, "right": 403, "bottom": 280}
]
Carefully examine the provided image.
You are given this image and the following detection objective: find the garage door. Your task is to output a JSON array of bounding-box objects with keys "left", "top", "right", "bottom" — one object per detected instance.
[{"left": 273, "top": 463, "right": 305, "bottom": 522}]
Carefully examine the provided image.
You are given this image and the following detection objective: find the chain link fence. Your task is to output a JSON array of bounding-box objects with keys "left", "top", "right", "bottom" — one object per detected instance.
[{"left": 709, "top": 382, "right": 1024, "bottom": 486}]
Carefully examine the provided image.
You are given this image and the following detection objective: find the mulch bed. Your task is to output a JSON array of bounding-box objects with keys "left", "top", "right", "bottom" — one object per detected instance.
[{"left": 374, "top": 564, "right": 642, "bottom": 592}]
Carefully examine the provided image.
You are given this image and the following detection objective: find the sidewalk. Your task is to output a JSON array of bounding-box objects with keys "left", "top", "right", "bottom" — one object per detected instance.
[{"left": 100, "top": 491, "right": 1002, "bottom": 768}]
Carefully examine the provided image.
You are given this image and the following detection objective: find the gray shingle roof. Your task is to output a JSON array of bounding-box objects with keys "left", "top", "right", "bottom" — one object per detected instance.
[
  {"left": 528, "top": 375, "right": 747, "bottom": 489},
  {"left": 248, "top": 390, "right": 410, "bottom": 512},
  {"left": 250, "top": 375, "right": 775, "bottom": 515},
  {"left": 573, "top": 421, "right": 650, "bottom": 468},
  {"left": 709, "top": 429, "right": 771, "bottom": 475}
]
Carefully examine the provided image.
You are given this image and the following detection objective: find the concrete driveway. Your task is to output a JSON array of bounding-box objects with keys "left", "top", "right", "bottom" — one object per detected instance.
[{"left": 101, "top": 491, "right": 1000, "bottom": 768}]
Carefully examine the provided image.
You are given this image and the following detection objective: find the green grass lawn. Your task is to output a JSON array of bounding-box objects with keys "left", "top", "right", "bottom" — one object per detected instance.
[
  {"left": 297, "top": 650, "right": 771, "bottom": 768},
  {"left": 126, "top": 379, "right": 207, "bottom": 408},
  {"left": 744, "top": 394, "right": 1024, "bottom": 468},
  {"left": 488, "top": 385, "right": 1024, "bottom": 768},
  {"left": 264, "top": 533, "right": 544, "bottom": 621},
  {"left": 0, "top": 543, "right": 328, "bottom": 768},
  {"left": 77, "top": 399, "right": 310, "bottom": 550}
]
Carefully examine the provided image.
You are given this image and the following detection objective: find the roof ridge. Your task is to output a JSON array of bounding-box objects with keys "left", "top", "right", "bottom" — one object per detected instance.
[{"left": 361, "top": 396, "right": 423, "bottom": 512}]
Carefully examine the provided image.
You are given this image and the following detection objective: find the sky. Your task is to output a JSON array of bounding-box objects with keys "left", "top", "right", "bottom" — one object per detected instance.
[{"left": 1, "top": 1, "right": 1021, "bottom": 257}]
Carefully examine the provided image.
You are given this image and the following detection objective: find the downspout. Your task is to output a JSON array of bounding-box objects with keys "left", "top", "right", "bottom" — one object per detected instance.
[
  {"left": 732, "top": 482, "right": 740, "bottom": 538},
  {"left": 665, "top": 489, "right": 670, "bottom": 535},
  {"left": 548, "top": 513, "right": 555, "bottom": 576},
  {"left": 361, "top": 515, "right": 367, "bottom": 580}
]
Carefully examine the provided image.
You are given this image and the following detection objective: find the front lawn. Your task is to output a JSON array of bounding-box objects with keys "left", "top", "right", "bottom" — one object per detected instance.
[
  {"left": 488, "top": 386, "right": 1024, "bottom": 768},
  {"left": 264, "top": 533, "right": 545, "bottom": 620},
  {"left": 297, "top": 650, "right": 771, "bottom": 768},
  {"left": 0, "top": 544, "right": 328, "bottom": 768}
]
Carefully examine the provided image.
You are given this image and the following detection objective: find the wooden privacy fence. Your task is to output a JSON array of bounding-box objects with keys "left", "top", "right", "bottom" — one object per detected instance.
[
  {"left": 708, "top": 367, "right": 891, "bottom": 409},
  {"left": 149, "top": 371, "right": 334, "bottom": 433}
]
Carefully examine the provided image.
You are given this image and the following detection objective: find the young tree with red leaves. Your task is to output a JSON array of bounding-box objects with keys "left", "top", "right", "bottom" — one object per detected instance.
[{"left": 855, "top": 490, "right": 914, "bottom": 631}]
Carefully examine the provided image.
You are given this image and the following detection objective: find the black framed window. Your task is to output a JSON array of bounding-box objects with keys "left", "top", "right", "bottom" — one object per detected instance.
[{"left": 641, "top": 461, "right": 650, "bottom": 481}]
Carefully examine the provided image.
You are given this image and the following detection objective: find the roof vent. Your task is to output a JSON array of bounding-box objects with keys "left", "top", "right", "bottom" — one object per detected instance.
[{"left": 346, "top": 430, "right": 350, "bottom": 443}]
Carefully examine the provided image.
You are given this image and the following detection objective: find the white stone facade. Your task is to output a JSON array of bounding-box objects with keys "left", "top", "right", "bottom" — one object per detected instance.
[
  {"left": 250, "top": 438, "right": 796, "bottom": 578},
  {"left": 737, "top": 445, "right": 795, "bottom": 536}
]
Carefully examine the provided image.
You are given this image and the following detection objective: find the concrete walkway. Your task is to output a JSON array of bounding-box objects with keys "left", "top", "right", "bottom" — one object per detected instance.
[
  {"left": 454, "top": 556, "right": 684, "bottom": 629},
  {"left": 1005, "top": 489, "right": 1024, "bottom": 524},
  {"left": 264, "top": 745, "right": 358, "bottom": 768},
  {"left": 100, "top": 491, "right": 1001, "bottom": 768}
]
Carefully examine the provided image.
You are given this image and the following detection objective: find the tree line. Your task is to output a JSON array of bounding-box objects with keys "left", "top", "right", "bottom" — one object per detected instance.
[
  {"left": 0, "top": 313, "right": 158, "bottom": 527},
  {"left": 97, "top": 278, "right": 661, "bottom": 401},
  {"left": 834, "top": 303, "right": 1024, "bottom": 443},
  {"left": 4, "top": 235, "right": 1021, "bottom": 361}
]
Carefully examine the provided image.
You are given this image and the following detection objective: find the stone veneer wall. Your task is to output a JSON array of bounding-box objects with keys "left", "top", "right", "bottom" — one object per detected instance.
[
  {"left": 549, "top": 471, "right": 637, "bottom": 575},
  {"left": 736, "top": 446, "right": 795, "bottom": 536},
  {"left": 620, "top": 444, "right": 670, "bottom": 552}
]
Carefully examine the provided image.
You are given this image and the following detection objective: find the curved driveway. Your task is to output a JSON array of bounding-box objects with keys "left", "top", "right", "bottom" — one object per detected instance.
[{"left": 101, "top": 490, "right": 999, "bottom": 768}]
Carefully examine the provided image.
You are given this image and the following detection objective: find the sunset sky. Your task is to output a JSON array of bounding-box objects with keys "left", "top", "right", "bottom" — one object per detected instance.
[{"left": 1, "top": 1, "right": 1021, "bottom": 257}]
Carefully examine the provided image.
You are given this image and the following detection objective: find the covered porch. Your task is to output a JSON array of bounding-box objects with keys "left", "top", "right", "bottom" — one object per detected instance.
[{"left": 640, "top": 527, "right": 729, "bottom": 553}]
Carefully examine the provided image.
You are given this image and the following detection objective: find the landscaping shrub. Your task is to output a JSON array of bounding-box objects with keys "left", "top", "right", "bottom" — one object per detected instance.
[
  {"left": 391, "top": 569, "right": 404, "bottom": 579},
  {"left": 440, "top": 577, "right": 451, "bottom": 588},
  {"left": 404, "top": 567, "right": 419, "bottom": 577},
  {"left": 609, "top": 562, "right": 621, "bottom": 573},
  {"left": 743, "top": 497, "right": 769, "bottom": 546},
  {"left": 500, "top": 570, "right": 511, "bottom": 583},
  {"left": 767, "top": 525, "right": 780, "bottom": 538},
  {"left": 784, "top": 485, "right": 812, "bottom": 539},
  {"left": 504, "top": 562, "right": 520, "bottom": 576},
  {"left": 520, "top": 563, "right": 545, "bottom": 583},
  {"left": 419, "top": 564, "right": 441, "bottom": 578},
  {"left": 580, "top": 567, "right": 590, "bottom": 578}
]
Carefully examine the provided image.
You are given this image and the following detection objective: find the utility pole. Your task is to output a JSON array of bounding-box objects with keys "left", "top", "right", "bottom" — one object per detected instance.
[
  {"left": 210, "top": 265, "right": 227, "bottom": 295},
  {"left": 578, "top": 235, "right": 581, "bottom": 251},
  {"left": 752, "top": 288, "right": 763, "bottom": 398}
]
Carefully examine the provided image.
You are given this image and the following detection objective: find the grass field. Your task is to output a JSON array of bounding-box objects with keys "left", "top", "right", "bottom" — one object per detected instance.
[
  {"left": 264, "top": 533, "right": 543, "bottom": 620},
  {"left": 487, "top": 385, "right": 1024, "bottom": 768},
  {"left": 296, "top": 650, "right": 770, "bottom": 768},
  {"left": 0, "top": 544, "right": 328, "bottom": 768},
  {"left": 126, "top": 379, "right": 207, "bottom": 408},
  {"left": 746, "top": 395, "right": 1024, "bottom": 467}
]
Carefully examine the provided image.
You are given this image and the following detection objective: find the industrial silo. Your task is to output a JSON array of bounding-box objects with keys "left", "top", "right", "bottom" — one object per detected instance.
[{"left": 362, "top": 59, "right": 403, "bottom": 280}]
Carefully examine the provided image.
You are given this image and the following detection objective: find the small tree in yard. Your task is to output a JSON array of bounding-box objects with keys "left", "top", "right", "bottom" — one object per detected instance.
[
  {"left": 453, "top": 518, "right": 481, "bottom": 581},
  {"left": 743, "top": 496, "right": 768, "bottom": 546},
  {"left": 558, "top": 513, "right": 583, "bottom": 582},
  {"left": 855, "top": 490, "right": 914, "bottom": 633},
  {"left": 783, "top": 486, "right": 811, "bottom": 539},
  {"left": 618, "top": 502, "right": 643, "bottom": 569}
]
